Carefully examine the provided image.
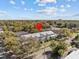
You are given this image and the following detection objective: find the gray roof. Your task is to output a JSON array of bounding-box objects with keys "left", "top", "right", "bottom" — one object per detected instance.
[{"left": 21, "top": 31, "right": 57, "bottom": 39}]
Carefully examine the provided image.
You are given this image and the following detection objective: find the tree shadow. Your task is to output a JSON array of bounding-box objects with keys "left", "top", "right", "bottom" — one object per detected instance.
[{"left": 43, "top": 51, "right": 61, "bottom": 59}]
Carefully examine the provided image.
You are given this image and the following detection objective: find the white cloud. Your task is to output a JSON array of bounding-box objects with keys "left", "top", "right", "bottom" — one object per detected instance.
[
  {"left": 10, "top": 0, "right": 15, "bottom": 5},
  {"left": 21, "top": 0, "right": 25, "bottom": 5},
  {"left": 30, "top": 8, "right": 33, "bottom": 11},
  {"left": 0, "top": 10, "right": 8, "bottom": 17},
  {"left": 0, "top": 11, "right": 7, "bottom": 14},
  {"left": 24, "top": 8, "right": 27, "bottom": 11},
  {"left": 35, "top": 0, "right": 57, "bottom": 3},
  {"left": 60, "top": 5, "right": 67, "bottom": 13},
  {"left": 68, "top": 0, "right": 77, "bottom": 2},
  {"left": 60, "top": 4, "right": 71, "bottom": 9},
  {"left": 72, "top": 13, "right": 79, "bottom": 17},
  {"left": 67, "top": 4, "right": 71, "bottom": 8},
  {"left": 38, "top": 3, "right": 46, "bottom": 6},
  {"left": 68, "top": 0, "right": 72, "bottom": 2},
  {"left": 60, "top": 8, "right": 66, "bottom": 12},
  {"left": 60, "top": 5, "right": 65, "bottom": 8},
  {"left": 24, "top": 8, "right": 33, "bottom": 11},
  {"left": 37, "top": 7, "right": 57, "bottom": 14}
]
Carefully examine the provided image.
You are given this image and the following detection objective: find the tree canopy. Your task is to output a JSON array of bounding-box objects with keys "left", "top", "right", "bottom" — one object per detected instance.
[{"left": 50, "top": 40, "right": 68, "bottom": 56}]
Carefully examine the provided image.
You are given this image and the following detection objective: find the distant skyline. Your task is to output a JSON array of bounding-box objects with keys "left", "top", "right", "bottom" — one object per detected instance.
[{"left": 0, "top": 0, "right": 79, "bottom": 20}]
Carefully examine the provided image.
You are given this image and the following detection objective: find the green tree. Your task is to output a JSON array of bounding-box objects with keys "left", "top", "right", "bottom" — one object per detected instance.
[
  {"left": 3, "top": 25, "right": 9, "bottom": 31},
  {"left": 75, "top": 34, "right": 79, "bottom": 41},
  {"left": 19, "top": 37, "right": 41, "bottom": 55},
  {"left": 59, "top": 28, "right": 74, "bottom": 37},
  {"left": 50, "top": 40, "right": 68, "bottom": 56},
  {"left": 0, "top": 31, "right": 21, "bottom": 54}
]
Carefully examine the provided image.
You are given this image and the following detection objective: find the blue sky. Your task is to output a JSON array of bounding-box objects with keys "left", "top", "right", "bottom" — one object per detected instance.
[{"left": 0, "top": 0, "right": 79, "bottom": 20}]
